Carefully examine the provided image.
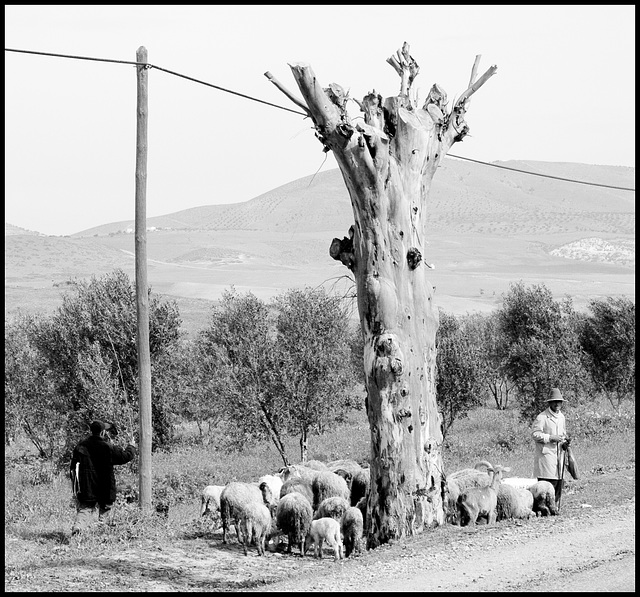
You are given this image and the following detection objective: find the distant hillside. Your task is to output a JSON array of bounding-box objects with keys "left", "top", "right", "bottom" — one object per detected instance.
[
  {"left": 71, "top": 159, "right": 635, "bottom": 238},
  {"left": 5, "top": 159, "right": 635, "bottom": 335},
  {"left": 5, "top": 222, "right": 44, "bottom": 236}
]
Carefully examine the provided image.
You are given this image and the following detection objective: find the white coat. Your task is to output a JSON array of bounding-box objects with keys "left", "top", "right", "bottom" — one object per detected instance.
[{"left": 532, "top": 407, "right": 566, "bottom": 479}]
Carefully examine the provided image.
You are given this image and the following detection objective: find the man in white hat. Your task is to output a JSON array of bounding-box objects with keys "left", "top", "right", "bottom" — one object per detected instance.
[{"left": 532, "top": 388, "right": 569, "bottom": 509}]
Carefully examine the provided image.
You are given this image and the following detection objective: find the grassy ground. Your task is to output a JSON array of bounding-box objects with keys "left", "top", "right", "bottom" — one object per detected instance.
[{"left": 5, "top": 398, "right": 635, "bottom": 556}]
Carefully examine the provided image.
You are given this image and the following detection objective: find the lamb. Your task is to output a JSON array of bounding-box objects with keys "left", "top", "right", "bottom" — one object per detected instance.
[
  {"left": 239, "top": 501, "right": 273, "bottom": 556},
  {"left": 276, "top": 491, "right": 314, "bottom": 556},
  {"left": 496, "top": 483, "right": 535, "bottom": 521},
  {"left": 528, "top": 480, "right": 558, "bottom": 516},
  {"left": 457, "top": 464, "right": 510, "bottom": 526},
  {"left": 200, "top": 484, "right": 225, "bottom": 530},
  {"left": 280, "top": 476, "right": 314, "bottom": 505},
  {"left": 312, "top": 470, "right": 351, "bottom": 511},
  {"left": 219, "top": 481, "right": 264, "bottom": 544},
  {"left": 313, "top": 496, "right": 350, "bottom": 521},
  {"left": 304, "top": 517, "right": 344, "bottom": 561},
  {"left": 341, "top": 506, "right": 364, "bottom": 558}
]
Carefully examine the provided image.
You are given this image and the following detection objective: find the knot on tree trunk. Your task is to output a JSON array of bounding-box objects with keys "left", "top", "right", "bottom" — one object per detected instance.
[
  {"left": 329, "top": 225, "right": 355, "bottom": 270},
  {"left": 374, "top": 333, "right": 404, "bottom": 383},
  {"left": 406, "top": 247, "right": 422, "bottom": 270}
]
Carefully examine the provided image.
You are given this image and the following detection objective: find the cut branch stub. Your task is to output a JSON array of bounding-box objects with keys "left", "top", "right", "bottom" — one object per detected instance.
[{"left": 359, "top": 91, "right": 384, "bottom": 129}]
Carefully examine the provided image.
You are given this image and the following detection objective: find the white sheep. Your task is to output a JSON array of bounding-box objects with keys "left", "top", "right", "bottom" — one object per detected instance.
[
  {"left": 276, "top": 491, "right": 314, "bottom": 556},
  {"left": 496, "top": 483, "right": 535, "bottom": 521},
  {"left": 528, "top": 480, "right": 558, "bottom": 516},
  {"left": 304, "top": 517, "right": 344, "bottom": 561},
  {"left": 313, "top": 496, "right": 350, "bottom": 521},
  {"left": 312, "top": 470, "right": 351, "bottom": 511},
  {"left": 200, "top": 484, "right": 225, "bottom": 531},
  {"left": 258, "top": 474, "right": 283, "bottom": 505},
  {"left": 219, "top": 481, "right": 264, "bottom": 544},
  {"left": 445, "top": 460, "right": 494, "bottom": 524},
  {"left": 457, "top": 464, "right": 510, "bottom": 526},
  {"left": 501, "top": 477, "right": 537, "bottom": 490},
  {"left": 341, "top": 506, "right": 364, "bottom": 558},
  {"left": 239, "top": 501, "right": 273, "bottom": 556}
]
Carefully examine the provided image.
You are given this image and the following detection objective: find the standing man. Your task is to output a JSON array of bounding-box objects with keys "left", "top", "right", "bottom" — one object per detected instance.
[
  {"left": 532, "top": 388, "right": 569, "bottom": 510},
  {"left": 70, "top": 420, "right": 137, "bottom": 534}
]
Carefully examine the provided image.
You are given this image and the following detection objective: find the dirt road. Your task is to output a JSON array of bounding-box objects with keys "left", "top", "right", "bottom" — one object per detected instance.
[
  {"left": 264, "top": 501, "right": 634, "bottom": 592},
  {"left": 5, "top": 468, "right": 635, "bottom": 592}
]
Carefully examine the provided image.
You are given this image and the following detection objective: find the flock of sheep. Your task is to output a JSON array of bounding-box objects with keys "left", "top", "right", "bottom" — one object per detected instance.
[
  {"left": 201, "top": 458, "right": 369, "bottom": 560},
  {"left": 446, "top": 460, "right": 558, "bottom": 525},
  {"left": 200, "top": 458, "right": 557, "bottom": 560}
]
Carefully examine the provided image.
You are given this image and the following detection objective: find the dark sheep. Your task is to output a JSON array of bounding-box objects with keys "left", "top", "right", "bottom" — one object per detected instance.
[{"left": 275, "top": 492, "right": 313, "bottom": 556}]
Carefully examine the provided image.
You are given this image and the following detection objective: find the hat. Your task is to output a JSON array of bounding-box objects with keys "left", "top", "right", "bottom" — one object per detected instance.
[
  {"left": 546, "top": 388, "right": 564, "bottom": 402},
  {"left": 90, "top": 420, "right": 114, "bottom": 434},
  {"left": 90, "top": 420, "right": 106, "bottom": 434}
]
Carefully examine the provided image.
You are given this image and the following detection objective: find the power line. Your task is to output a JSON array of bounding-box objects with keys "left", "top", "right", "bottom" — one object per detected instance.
[
  {"left": 5, "top": 47, "right": 308, "bottom": 116},
  {"left": 5, "top": 47, "right": 635, "bottom": 192},
  {"left": 447, "top": 154, "right": 635, "bottom": 192}
]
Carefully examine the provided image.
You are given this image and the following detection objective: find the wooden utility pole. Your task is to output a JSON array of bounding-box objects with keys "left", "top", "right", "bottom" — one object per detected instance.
[{"left": 135, "top": 46, "right": 152, "bottom": 512}]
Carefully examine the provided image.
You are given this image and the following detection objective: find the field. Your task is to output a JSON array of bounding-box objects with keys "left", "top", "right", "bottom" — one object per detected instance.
[{"left": 5, "top": 399, "right": 635, "bottom": 592}]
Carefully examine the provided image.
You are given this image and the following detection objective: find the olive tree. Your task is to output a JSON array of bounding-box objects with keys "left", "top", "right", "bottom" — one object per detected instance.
[
  {"left": 267, "top": 43, "right": 496, "bottom": 545},
  {"left": 196, "top": 287, "right": 361, "bottom": 465},
  {"left": 26, "top": 269, "right": 182, "bottom": 459},
  {"left": 580, "top": 296, "right": 635, "bottom": 409},
  {"left": 435, "top": 311, "right": 484, "bottom": 440},
  {"left": 497, "top": 281, "right": 592, "bottom": 420}
]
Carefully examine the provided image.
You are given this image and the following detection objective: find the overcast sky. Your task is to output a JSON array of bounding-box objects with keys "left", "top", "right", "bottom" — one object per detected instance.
[{"left": 5, "top": 5, "right": 636, "bottom": 236}]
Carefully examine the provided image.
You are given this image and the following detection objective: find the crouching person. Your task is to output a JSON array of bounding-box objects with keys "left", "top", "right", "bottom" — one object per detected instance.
[{"left": 70, "top": 420, "right": 137, "bottom": 535}]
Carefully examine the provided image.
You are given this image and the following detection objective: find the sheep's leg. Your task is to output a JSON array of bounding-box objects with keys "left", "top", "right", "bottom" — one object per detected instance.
[
  {"left": 235, "top": 517, "right": 242, "bottom": 543},
  {"left": 222, "top": 512, "right": 229, "bottom": 544},
  {"left": 242, "top": 521, "right": 251, "bottom": 556}
]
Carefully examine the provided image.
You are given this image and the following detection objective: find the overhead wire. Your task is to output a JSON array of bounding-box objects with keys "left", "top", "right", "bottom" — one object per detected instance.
[{"left": 5, "top": 47, "right": 635, "bottom": 192}]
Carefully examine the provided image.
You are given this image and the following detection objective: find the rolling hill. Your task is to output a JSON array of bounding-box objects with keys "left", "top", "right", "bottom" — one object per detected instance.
[{"left": 5, "top": 158, "right": 635, "bottom": 336}]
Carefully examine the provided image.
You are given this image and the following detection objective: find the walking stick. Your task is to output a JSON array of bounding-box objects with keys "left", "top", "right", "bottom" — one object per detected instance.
[{"left": 557, "top": 443, "right": 567, "bottom": 513}]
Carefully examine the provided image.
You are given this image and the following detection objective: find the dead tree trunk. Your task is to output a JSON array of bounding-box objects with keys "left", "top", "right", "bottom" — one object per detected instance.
[{"left": 267, "top": 43, "right": 496, "bottom": 548}]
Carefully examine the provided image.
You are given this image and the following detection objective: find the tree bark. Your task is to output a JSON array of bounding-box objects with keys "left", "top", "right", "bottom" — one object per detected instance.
[{"left": 268, "top": 43, "right": 496, "bottom": 547}]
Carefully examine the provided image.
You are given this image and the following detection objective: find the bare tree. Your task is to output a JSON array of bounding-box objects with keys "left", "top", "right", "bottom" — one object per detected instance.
[{"left": 267, "top": 43, "right": 496, "bottom": 548}]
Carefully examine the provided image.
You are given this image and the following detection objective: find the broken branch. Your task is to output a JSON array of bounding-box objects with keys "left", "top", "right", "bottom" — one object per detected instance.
[
  {"left": 468, "top": 55, "right": 481, "bottom": 89},
  {"left": 456, "top": 64, "right": 498, "bottom": 107},
  {"left": 264, "top": 71, "right": 311, "bottom": 116}
]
